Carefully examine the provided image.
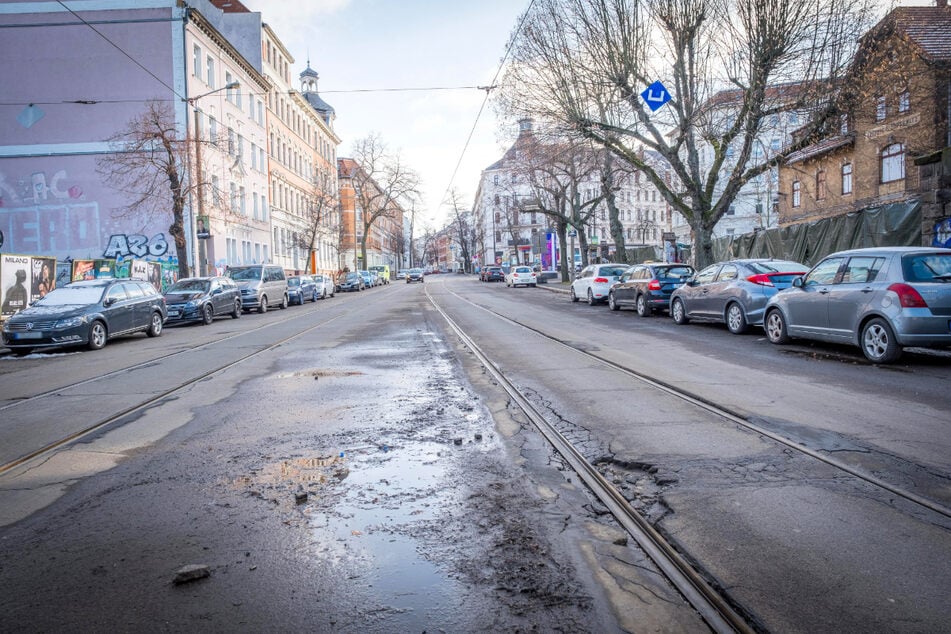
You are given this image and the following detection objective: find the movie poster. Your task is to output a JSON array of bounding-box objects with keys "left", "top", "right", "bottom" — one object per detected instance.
[
  {"left": 1, "top": 254, "right": 32, "bottom": 316},
  {"left": 31, "top": 257, "right": 56, "bottom": 300},
  {"left": 71, "top": 259, "right": 115, "bottom": 281},
  {"left": 130, "top": 260, "right": 162, "bottom": 291}
]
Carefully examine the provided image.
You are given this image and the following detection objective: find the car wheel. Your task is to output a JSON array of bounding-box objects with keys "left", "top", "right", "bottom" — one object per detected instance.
[
  {"left": 202, "top": 303, "right": 214, "bottom": 325},
  {"left": 587, "top": 289, "right": 596, "bottom": 306},
  {"left": 765, "top": 309, "right": 789, "bottom": 344},
  {"left": 636, "top": 294, "right": 651, "bottom": 317},
  {"left": 862, "top": 317, "right": 902, "bottom": 364},
  {"left": 258, "top": 296, "right": 268, "bottom": 313},
  {"left": 608, "top": 292, "right": 620, "bottom": 311},
  {"left": 726, "top": 302, "right": 748, "bottom": 334},
  {"left": 280, "top": 294, "right": 288, "bottom": 309},
  {"left": 671, "top": 298, "right": 689, "bottom": 325},
  {"left": 570, "top": 286, "right": 579, "bottom": 303},
  {"left": 87, "top": 320, "right": 107, "bottom": 350},
  {"left": 312, "top": 290, "right": 319, "bottom": 302},
  {"left": 231, "top": 299, "right": 241, "bottom": 319},
  {"left": 146, "top": 311, "right": 164, "bottom": 337}
]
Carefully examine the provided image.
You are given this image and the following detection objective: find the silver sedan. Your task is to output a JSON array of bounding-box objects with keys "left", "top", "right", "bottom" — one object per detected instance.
[{"left": 764, "top": 247, "right": 951, "bottom": 363}]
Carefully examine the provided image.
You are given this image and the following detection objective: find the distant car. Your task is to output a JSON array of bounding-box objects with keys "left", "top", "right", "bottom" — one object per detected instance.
[
  {"left": 406, "top": 268, "right": 425, "bottom": 284},
  {"left": 609, "top": 263, "right": 695, "bottom": 316},
  {"left": 339, "top": 272, "right": 365, "bottom": 292},
  {"left": 670, "top": 259, "right": 809, "bottom": 333},
  {"left": 764, "top": 247, "right": 951, "bottom": 363},
  {"left": 358, "top": 270, "right": 375, "bottom": 288},
  {"left": 2, "top": 279, "right": 166, "bottom": 353},
  {"left": 506, "top": 266, "right": 537, "bottom": 288},
  {"left": 481, "top": 266, "right": 505, "bottom": 282},
  {"left": 396, "top": 270, "right": 407, "bottom": 280},
  {"left": 570, "top": 263, "right": 629, "bottom": 305},
  {"left": 164, "top": 276, "right": 241, "bottom": 324},
  {"left": 312, "top": 274, "right": 334, "bottom": 299},
  {"left": 287, "top": 275, "right": 318, "bottom": 305},
  {"left": 369, "top": 265, "right": 390, "bottom": 284}
]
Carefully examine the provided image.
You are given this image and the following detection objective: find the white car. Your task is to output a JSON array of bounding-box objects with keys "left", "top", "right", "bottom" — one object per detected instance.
[
  {"left": 570, "top": 263, "right": 629, "bottom": 305},
  {"left": 506, "top": 266, "right": 537, "bottom": 287},
  {"left": 311, "top": 274, "right": 335, "bottom": 299}
]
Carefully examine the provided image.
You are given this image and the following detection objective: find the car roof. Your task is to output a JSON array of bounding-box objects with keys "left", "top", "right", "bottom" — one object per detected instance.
[{"left": 826, "top": 246, "right": 951, "bottom": 257}]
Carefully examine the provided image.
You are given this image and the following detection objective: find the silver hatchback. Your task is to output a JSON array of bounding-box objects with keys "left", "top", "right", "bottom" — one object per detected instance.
[{"left": 763, "top": 247, "right": 951, "bottom": 363}]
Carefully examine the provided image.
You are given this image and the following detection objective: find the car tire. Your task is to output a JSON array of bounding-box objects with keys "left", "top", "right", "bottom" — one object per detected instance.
[
  {"left": 146, "top": 311, "right": 164, "bottom": 337},
  {"left": 88, "top": 320, "right": 107, "bottom": 350},
  {"left": 608, "top": 292, "right": 620, "bottom": 311},
  {"left": 312, "top": 290, "right": 319, "bottom": 302},
  {"left": 258, "top": 296, "right": 268, "bottom": 313},
  {"left": 862, "top": 317, "right": 902, "bottom": 364},
  {"left": 280, "top": 294, "right": 288, "bottom": 309},
  {"left": 202, "top": 303, "right": 214, "bottom": 325},
  {"left": 726, "top": 302, "right": 748, "bottom": 334},
  {"left": 587, "top": 289, "right": 596, "bottom": 306},
  {"left": 636, "top": 294, "right": 651, "bottom": 317},
  {"left": 765, "top": 309, "right": 789, "bottom": 344},
  {"left": 671, "top": 298, "right": 689, "bottom": 325},
  {"left": 231, "top": 299, "right": 241, "bottom": 319},
  {"left": 570, "top": 287, "right": 579, "bottom": 303}
]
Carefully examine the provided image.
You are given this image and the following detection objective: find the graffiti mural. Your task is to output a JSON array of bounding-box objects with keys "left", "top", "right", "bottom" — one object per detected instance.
[
  {"left": 103, "top": 233, "right": 169, "bottom": 259},
  {"left": 934, "top": 218, "right": 951, "bottom": 249}
]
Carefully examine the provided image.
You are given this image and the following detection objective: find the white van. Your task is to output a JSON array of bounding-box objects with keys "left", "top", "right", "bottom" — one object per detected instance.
[{"left": 226, "top": 265, "right": 288, "bottom": 313}]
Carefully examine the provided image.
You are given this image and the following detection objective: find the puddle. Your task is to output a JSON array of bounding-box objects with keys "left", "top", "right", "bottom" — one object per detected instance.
[{"left": 275, "top": 369, "right": 365, "bottom": 379}]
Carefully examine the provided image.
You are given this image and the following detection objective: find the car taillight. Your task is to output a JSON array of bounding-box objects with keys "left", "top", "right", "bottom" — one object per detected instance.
[
  {"left": 594, "top": 277, "right": 609, "bottom": 283},
  {"left": 648, "top": 279, "right": 661, "bottom": 291},
  {"left": 746, "top": 274, "right": 775, "bottom": 286},
  {"left": 888, "top": 283, "right": 928, "bottom": 308}
]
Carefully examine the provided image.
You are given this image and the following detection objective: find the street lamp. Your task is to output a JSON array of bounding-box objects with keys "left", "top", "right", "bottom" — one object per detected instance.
[{"left": 185, "top": 81, "right": 239, "bottom": 276}]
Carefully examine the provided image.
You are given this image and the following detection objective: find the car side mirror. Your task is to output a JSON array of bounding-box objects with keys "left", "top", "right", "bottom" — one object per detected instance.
[
  {"left": 792, "top": 277, "right": 804, "bottom": 288},
  {"left": 103, "top": 297, "right": 115, "bottom": 307}
]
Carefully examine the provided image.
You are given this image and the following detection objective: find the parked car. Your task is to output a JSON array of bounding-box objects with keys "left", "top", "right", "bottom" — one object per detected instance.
[
  {"left": 506, "top": 266, "right": 537, "bottom": 288},
  {"left": 2, "top": 279, "right": 166, "bottom": 353},
  {"left": 358, "top": 270, "right": 375, "bottom": 288},
  {"left": 763, "top": 247, "right": 951, "bottom": 363},
  {"left": 312, "top": 274, "right": 334, "bottom": 299},
  {"left": 164, "top": 276, "right": 241, "bottom": 324},
  {"left": 406, "top": 268, "right": 425, "bottom": 284},
  {"left": 226, "top": 264, "right": 288, "bottom": 313},
  {"left": 570, "top": 263, "right": 629, "bottom": 305},
  {"left": 369, "top": 265, "right": 391, "bottom": 284},
  {"left": 481, "top": 266, "right": 505, "bottom": 282},
  {"left": 396, "top": 270, "right": 407, "bottom": 280},
  {"left": 287, "top": 275, "right": 319, "bottom": 305},
  {"left": 339, "top": 272, "right": 365, "bottom": 292},
  {"left": 609, "top": 263, "right": 695, "bottom": 316},
  {"left": 670, "top": 259, "right": 809, "bottom": 333}
]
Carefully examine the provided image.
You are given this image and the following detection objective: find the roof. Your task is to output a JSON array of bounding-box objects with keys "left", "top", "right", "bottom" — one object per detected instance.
[
  {"left": 887, "top": 6, "right": 951, "bottom": 63},
  {"left": 703, "top": 81, "right": 817, "bottom": 110},
  {"left": 784, "top": 134, "right": 854, "bottom": 165},
  {"left": 208, "top": 0, "right": 252, "bottom": 12}
]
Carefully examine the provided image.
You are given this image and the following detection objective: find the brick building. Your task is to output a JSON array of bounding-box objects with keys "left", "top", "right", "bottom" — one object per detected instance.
[{"left": 779, "top": 2, "right": 951, "bottom": 244}]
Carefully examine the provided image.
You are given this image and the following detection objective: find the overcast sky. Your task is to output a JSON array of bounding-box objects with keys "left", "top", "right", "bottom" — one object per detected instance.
[{"left": 239, "top": 0, "right": 528, "bottom": 229}]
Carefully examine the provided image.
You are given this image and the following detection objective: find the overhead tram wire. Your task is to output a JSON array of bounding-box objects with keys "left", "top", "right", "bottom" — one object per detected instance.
[{"left": 438, "top": 0, "right": 537, "bottom": 211}]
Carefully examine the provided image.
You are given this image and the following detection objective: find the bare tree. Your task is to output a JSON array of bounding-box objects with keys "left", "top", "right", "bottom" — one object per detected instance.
[
  {"left": 446, "top": 188, "right": 478, "bottom": 273},
  {"left": 97, "top": 101, "right": 201, "bottom": 277},
  {"left": 499, "top": 0, "right": 878, "bottom": 267},
  {"left": 295, "top": 185, "right": 338, "bottom": 274},
  {"left": 349, "top": 134, "right": 420, "bottom": 268}
]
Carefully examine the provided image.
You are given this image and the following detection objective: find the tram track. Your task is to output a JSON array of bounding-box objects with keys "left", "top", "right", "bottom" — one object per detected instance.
[
  {"left": 0, "top": 289, "right": 392, "bottom": 477},
  {"left": 427, "top": 281, "right": 951, "bottom": 633}
]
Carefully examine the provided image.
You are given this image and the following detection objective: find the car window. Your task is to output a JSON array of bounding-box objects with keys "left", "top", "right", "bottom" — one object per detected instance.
[
  {"left": 123, "top": 282, "right": 145, "bottom": 300},
  {"left": 695, "top": 265, "right": 719, "bottom": 284},
  {"left": 221, "top": 279, "right": 235, "bottom": 290},
  {"left": 804, "top": 257, "right": 845, "bottom": 286},
  {"left": 748, "top": 260, "right": 809, "bottom": 274},
  {"left": 599, "top": 266, "right": 628, "bottom": 277},
  {"left": 659, "top": 266, "right": 693, "bottom": 278},
  {"left": 170, "top": 279, "right": 208, "bottom": 292},
  {"left": 841, "top": 256, "right": 884, "bottom": 284},
  {"left": 580, "top": 267, "right": 593, "bottom": 278},
  {"left": 717, "top": 265, "right": 739, "bottom": 281},
  {"left": 515, "top": 267, "right": 531, "bottom": 273},
  {"left": 227, "top": 267, "right": 261, "bottom": 281},
  {"left": 903, "top": 253, "right": 951, "bottom": 282},
  {"left": 106, "top": 284, "right": 129, "bottom": 302},
  {"left": 37, "top": 285, "right": 105, "bottom": 305}
]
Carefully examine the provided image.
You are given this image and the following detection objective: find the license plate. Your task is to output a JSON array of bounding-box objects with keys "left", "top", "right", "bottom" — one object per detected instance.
[{"left": 13, "top": 332, "right": 43, "bottom": 340}]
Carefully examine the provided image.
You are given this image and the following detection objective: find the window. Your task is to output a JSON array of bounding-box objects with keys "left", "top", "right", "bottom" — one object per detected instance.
[
  {"left": 876, "top": 95, "right": 886, "bottom": 121},
  {"left": 841, "top": 256, "right": 884, "bottom": 284},
  {"left": 881, "top": 143, "right": 905, "bottom": 183},
  {"left": 841, "top": 163, "right": 853, "bottom": 195},
  {"left": 193, "top": 45, "right": 202, "bottom": 78},
  {"left": 211, "top": 175, "right": 220, "bottom": 205},
  {"left": 804, "top": 257, "right": 845, "bottom": 286},
  {"left": 840, "top": 114, "right": 849, "bottom": 135},
  {"left": 227, "top": 128, "right": 236, "bottom": 156},
  {"left": 792, "top": 180, "right": 801, "bottom": 208},
  {"left": 898, "top": 90, "right": 910, "bottom": 113},
  {"left": 209, "top": 116, "right": 217, "bottom": 141},
  {"left": 206, "top": 56, "right": 215, "bottom": 88},
  {"left": 230, "top": 182, "right": 238, "bottom": 212},
  {"left": 726, "top": 205, "right": 736, "bottom": 216},
  {"left": 816, "top": 170, "right": 826, "bottom": 200}
]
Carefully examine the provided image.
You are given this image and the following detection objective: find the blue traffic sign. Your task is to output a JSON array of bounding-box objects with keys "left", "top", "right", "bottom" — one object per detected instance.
[{"left": 641, "top": 80, "right": 671, "bottom": 112}]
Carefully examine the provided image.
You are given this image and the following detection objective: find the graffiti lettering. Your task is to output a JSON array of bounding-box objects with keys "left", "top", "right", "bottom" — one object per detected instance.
[{"left": 103, "top": 233, "right": 169, "bottom": 259}]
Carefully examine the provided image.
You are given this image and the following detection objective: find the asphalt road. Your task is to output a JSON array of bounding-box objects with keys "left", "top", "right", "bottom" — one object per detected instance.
[{"left": 1, "top": 275, "right": 949, "bottom": 632}]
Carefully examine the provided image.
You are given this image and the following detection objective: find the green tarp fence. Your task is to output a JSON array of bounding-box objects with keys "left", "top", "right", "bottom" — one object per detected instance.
[{"left": 712, "top": 201, "right": 922, "bottom": 266}]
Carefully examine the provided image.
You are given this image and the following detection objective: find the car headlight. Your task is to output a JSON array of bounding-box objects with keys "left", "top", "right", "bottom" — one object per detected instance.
[
  {"left": 185, "top": 300, "right": 199, "bottom": 309},
  {"left": 54, "top": 315, "right": 88, "bottom": 329}
]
